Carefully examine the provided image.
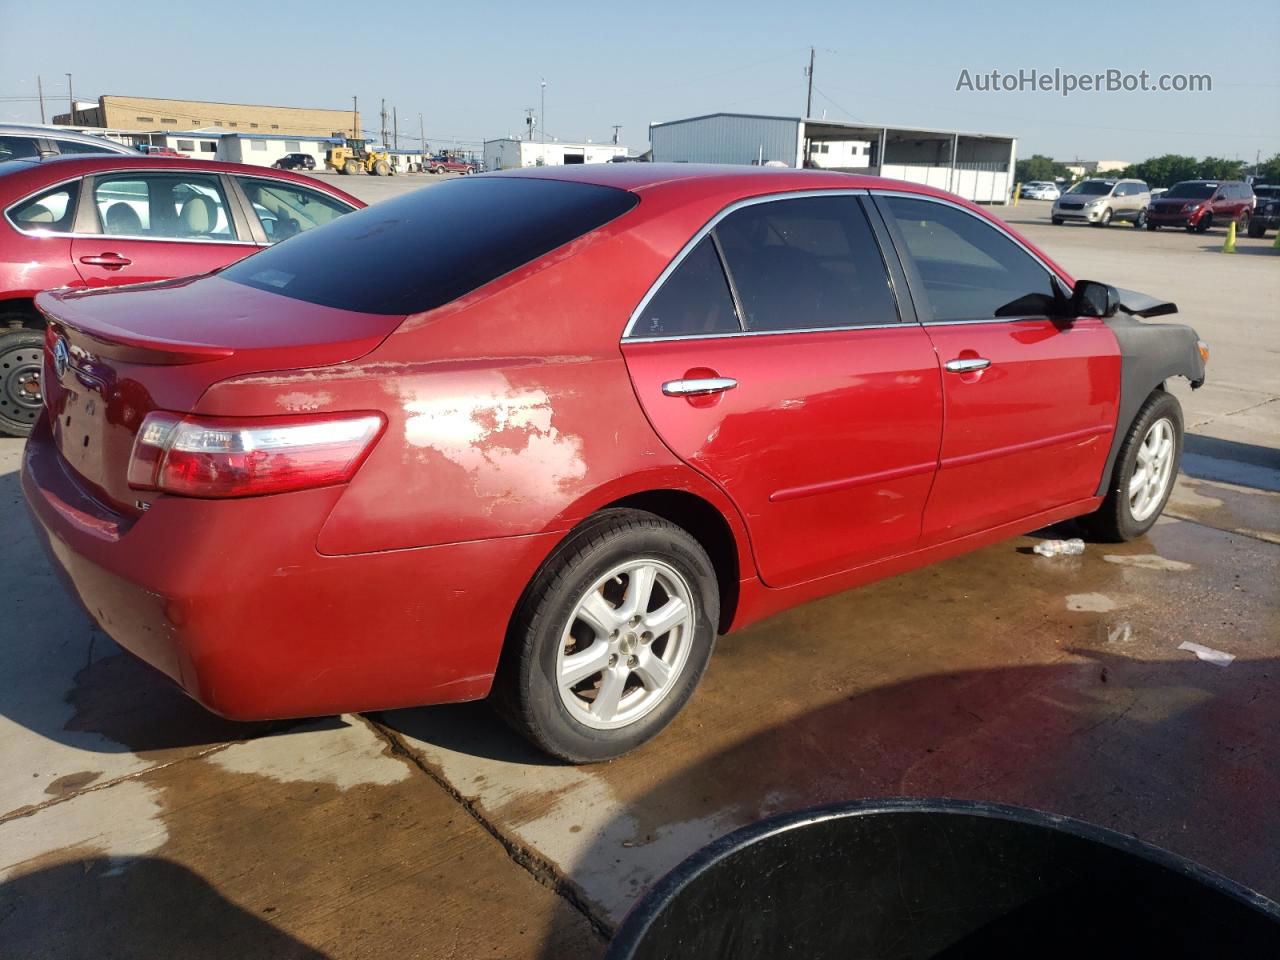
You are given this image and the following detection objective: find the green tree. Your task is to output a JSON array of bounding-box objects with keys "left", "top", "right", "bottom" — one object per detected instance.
[
  {"left": 1197, "top": 156, "right": 1246, "bottom": 180},
  {"left": 1015, "top": 154, "right": 1069, "bottom": 183},
  {"left": 1255, "top": 153, "right": 1280, "bottom": 182}
]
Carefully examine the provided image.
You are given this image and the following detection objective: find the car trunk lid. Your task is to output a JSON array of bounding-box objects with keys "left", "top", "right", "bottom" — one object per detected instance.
[{"left": 36, "top": 274, "right": 404, "bottom": 516}]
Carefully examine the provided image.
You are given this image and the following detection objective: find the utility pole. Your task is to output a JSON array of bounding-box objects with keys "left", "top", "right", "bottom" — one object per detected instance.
[
  {"left": 393, "top": 106, "right": 398, "bottom": 150},
  {"left": 352, "top": 96, "right": 358, "bottom": 140},
  {"left": 37, "top": 75, "right": 45, "bottom": 124},
  {"left": 380, "top": 98, "right": 388, "bottom": 147},
  {"left": 612, "top": 124, "right": 621, "bottom": 145},
  {"left": 65, "top": 73, "right": 73, "bottom": 125},
  {"left": 540, "top": 79, "right": 547, "bottom": 144},
  {"left": 804, "top": 47, "right": 815, "bottom": 118},
  {"left": 419, "top": 112, "right": 426, "bottom": 164},
  {"left": 525, "top": 107, "right": 536, "bottom": 141}
]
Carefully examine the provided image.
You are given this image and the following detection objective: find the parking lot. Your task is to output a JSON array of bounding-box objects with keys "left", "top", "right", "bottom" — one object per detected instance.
[{"left": 2, "top": 181, "right": 1277, "bottom": 958}]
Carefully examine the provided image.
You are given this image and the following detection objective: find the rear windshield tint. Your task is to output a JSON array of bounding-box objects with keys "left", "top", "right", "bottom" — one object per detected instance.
[{"left": 222, "top": 176, "right": 638, "bottom": 315}]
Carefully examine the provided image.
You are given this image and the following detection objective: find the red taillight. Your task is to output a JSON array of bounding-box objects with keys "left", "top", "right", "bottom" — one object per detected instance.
[{"left": 127, "top": 412, "right": 385, "bottom": 498}]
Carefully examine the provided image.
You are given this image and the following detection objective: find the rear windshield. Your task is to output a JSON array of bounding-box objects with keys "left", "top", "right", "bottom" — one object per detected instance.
[
  {"left": 222, "top": 176, "right": 638, "bottom": 315},
  {"left": 1164, "top": 182, "right": 1216, "bottom": 199}
]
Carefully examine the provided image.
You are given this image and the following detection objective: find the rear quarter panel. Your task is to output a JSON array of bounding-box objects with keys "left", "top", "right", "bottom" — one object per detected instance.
[{"left": 195, "top": 191, "right": 756, "bottom": 569}]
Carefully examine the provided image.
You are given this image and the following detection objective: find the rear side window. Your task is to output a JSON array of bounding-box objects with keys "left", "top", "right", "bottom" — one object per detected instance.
[
  {"left": 632, "top": 236, "right": 740, "bottom": 338},
  {"left": 92, "top": 173, "right": 234, "bottom": 240},
  {"left": 0, "top": 135, "right": 40, "bottom": 162},
  {"left": 223, "top": 177, "right": 638, "bottom": 315},
  {"left": 8, "top": 181, "right": 81, "bottom": 232},
  {"left": 714, "top": 195, "right": 899, "bottom": 332}
]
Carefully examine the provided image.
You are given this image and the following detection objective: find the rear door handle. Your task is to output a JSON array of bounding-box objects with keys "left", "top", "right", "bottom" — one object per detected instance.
[
  {"left": 944, "top": 358, "right": 991, "bottom": 373},
  {"left": 79, "top": 253, "right": 132, "bottom": 269},
  {"left": 661, "top": 377, "right": 738, "bottom": 397}
]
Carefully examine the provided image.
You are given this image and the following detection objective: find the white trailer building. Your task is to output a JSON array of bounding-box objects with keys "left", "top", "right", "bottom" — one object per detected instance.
[
  {"left": 649, "top": 112, "right": 1016, "bottom": 204},
  {"left": 483, "top": 138, "right": 628, "bottom": 171}
]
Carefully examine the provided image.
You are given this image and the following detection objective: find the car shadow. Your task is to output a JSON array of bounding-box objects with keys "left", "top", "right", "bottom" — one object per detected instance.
[
  {"left": 525, "top": 649, "right": 1279, "bottom": 957},
  {"left": 1183, "top": 434, "right": 1280, "bottom": 492},
  {"left": 0, "top": 857, "right": 331, "bottom": 959},
  {"left": 1196, "top": 242, "right": 1277, "bottom": 255},
  {"left": 0, "top": 467, "right": 326, "bottom": 759}
]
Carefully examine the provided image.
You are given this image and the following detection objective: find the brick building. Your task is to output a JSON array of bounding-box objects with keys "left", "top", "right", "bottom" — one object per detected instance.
[{"left": 54, "top": 95, "right": 358, "bottom": 140}]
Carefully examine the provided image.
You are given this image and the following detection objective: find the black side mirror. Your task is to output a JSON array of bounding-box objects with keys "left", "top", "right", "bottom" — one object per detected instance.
[{"left": 1071, "top": 280, "right": 1119, "bottom": 318}]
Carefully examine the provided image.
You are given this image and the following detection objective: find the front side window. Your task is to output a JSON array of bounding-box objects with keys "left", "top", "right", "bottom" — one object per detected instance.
[
  {"left": 53, "top": 139, "right": 116, "bottom": 156},
  {"left": 8, "top": 181, "right": 81, "bottom": 232},
  {"left": 92, "top": 173, "right": 234, "bottom": 240},
  {"left": 879, "top": 195, "right": 1057, "bottom": 322},
  {"left": 632, "top": 236, "right": 740, "bottom": 338},
  {"left": 237, "top": 178, "right": 354, "bottom": 242},
  {"left": 714, "top": 195, "right": 899, "bottom": 332}
]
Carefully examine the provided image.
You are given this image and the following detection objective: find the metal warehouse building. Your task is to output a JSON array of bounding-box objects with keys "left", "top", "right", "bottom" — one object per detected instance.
[
  {"left": 483, "top": 138, "right": 629, "bottom": 170},
  {"left": 649, "top": 112, "right": 1016, "bottom": 203}
]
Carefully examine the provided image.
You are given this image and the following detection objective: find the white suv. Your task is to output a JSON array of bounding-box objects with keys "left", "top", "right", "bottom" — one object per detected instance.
[{"left": 1052, "top": 178, "right": 1150, "bottom": 228}]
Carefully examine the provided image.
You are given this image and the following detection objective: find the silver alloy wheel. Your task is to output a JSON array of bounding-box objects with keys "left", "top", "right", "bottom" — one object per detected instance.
[
  {"left": 1129, "top": 417, "right": 1175, "bottom": 522},
  {"left": 555, "top": 558, "right": 696, "bottom": 731}
]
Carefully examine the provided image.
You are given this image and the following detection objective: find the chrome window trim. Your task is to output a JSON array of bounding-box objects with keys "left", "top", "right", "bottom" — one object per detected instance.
[
  {"left": 622, "top": 320, "right": 908, "bottom": 344},
  {"left": 870, "top": 189, "right": 1071, "bottom": 325},
  {"left": 621, "top": 188, "right": 882, "bottom": 342}
]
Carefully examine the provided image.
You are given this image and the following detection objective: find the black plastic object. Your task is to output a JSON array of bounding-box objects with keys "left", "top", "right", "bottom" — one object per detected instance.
[{"left": 605, "top": 799, "right": 1280, "bottom": 960}]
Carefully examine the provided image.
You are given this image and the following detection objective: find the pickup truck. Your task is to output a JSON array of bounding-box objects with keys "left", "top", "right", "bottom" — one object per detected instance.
[{"left": 427, "top": 156, "right": 472, "bottom": 175}]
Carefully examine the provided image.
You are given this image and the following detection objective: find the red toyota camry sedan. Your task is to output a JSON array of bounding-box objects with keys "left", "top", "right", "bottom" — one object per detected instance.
[
  {"left": 0, "top": 154, "right": 363, "bottom": 436},
  {"left": 22, "top": 165, "right": 1207, "bottom": 761}
]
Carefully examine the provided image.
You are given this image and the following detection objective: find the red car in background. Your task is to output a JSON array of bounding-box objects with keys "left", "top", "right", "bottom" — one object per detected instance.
[
  {"left": 0, "top": 154, "right": 363, "bottom": 435},
  {"left": 21, "top": 166, "right": 1207, "bottom": 762},
  {"left": 1146, "top": 180, "right": 1255, "bottom": 233}
]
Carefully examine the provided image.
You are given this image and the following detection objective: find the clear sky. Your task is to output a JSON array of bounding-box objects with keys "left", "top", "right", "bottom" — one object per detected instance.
[{"left": 4, "top": 0, "right": 1278, "bottom": 163}]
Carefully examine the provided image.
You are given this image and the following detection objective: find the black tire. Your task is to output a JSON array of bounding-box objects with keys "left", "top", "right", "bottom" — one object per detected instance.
[
  {"left": 1052, "top": 217, "right": 1064, "bottom": 225},
  {"left": 492, "top": 508, "right": 719, "bottom": 763},
  {"left": 1092, "top": 207, "right": 1113, "bottom": 227},
  {"left": 1147, "top": 222, "right": 1159, "bottom": 231},
  {"left": 1246, "top": 219, "right": 1266, "bottom": 238},
  {"left": 1237, "top": 211, "right": 1250, "bottom": 234},
  {"left": 1078, "top": 390, "right": 1183, "bottom": 542},
  {"left": 374, "top": 160, "right": 389, "bottom": 176},
  {"left": 1133, "top": 209, "right": 1147, "bottom": 229},
  {"left": 1192, "top": 214, "right": 1212, "bottom": 234},
  {"left": 0, "top": 327, "right": 46, "bottom": 438}
]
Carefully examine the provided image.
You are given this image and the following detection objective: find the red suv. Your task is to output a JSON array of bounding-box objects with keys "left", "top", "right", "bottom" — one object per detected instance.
[
  {"left": 0, "top": 155, "right": 362, "bottom": 435},
  {"left": 22, "top": 166, "right": 1207, "bottom": 761},
  {"left": 1146, "top": 180, "right": 1255, "bottom": 233}
]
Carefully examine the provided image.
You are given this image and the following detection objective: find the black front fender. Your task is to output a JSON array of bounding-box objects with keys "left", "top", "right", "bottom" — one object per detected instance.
[{"left": 1096, "top": 313, "right": 1205, "bottom": 496}]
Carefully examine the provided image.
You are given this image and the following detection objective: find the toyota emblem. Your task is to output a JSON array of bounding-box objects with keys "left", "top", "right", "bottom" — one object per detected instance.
[{"left": 53, "top": 336, "right": 70, "bottom": 378}]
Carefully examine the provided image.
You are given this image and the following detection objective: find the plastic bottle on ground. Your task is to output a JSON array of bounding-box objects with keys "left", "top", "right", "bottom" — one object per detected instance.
[{"left": 1033, "top": 538, "right": 1086, "bottom": 557}]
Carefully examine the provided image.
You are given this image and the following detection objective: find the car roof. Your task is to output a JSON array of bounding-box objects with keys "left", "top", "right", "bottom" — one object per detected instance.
[
  {"left": 0, "top": 154, "right": 365, "bottom": 207},
  {"left": 0, "top": 123, "right": 136, "bottom": 153},
  {"left": 483, "top": 161, "right": 986, "bottom": 204}
]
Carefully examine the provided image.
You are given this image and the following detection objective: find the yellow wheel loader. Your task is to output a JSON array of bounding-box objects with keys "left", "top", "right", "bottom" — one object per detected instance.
[{"left": 325, "top": 139, "right": 395, "bottom": 176}]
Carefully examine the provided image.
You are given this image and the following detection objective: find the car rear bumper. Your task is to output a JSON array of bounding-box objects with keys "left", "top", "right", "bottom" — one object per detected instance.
[{"left": 21, "top": 415, "right": 561, "bottom": 720}]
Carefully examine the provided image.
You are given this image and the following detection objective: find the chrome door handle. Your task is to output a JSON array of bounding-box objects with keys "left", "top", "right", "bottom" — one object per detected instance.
[
  {"left": 944, "top": 358, "right": 991, "bottom": 373},
  {"left": 661, "top": 377, "right": 738, "bottom": 397}
]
